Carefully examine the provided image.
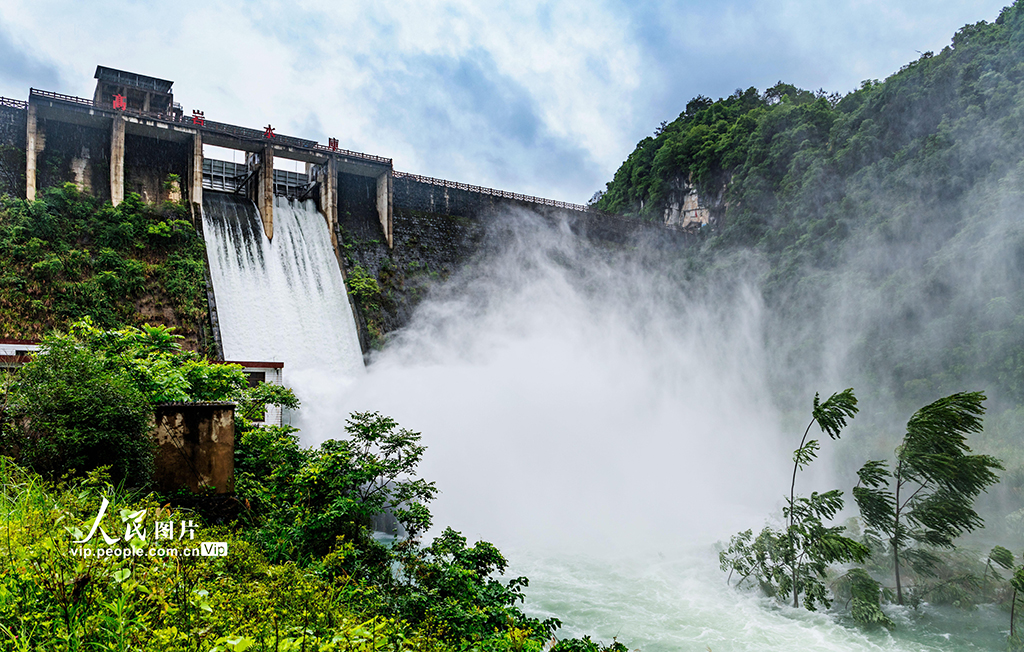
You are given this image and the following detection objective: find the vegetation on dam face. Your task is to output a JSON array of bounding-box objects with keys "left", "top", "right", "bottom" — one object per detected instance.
[{"left": 0, "top": 184, "right": 212, "bottom": 352}]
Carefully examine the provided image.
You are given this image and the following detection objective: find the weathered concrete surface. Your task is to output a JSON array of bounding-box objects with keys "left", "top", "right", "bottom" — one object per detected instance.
[
  {"left": 376, "top": 169, "right": 393, "bottom": 248},
  {"left": 257, "top": 146, "right": 274, "bottom": 239},
  {"left": 25, "top": 102, "right": 39, "bottom": 201},
  {"left": 110, "top": 117, "right": 125, "bottom": 206},
  {"left": 190, "top": 131, "right": 203, "bottom": 207},
  {"left": 319, "top": 156, "right": 338, "bottom": 247},
  {"left": 70, "top": 152, "right": 92, "bottom": 193},
  {"left": 124, "top": 133, "right": 189, "bottom": 204},
  {"left": 0, "top": 104, "right": 26, "bottom": 198},
  {"left": 152, "top": 402, "right": 235, "bottom": 493}
]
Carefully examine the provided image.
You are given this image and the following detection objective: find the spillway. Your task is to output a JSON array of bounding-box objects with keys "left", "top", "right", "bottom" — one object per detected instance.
[{"left": 201, "top": 192, "right": 364, "bottom": 430}]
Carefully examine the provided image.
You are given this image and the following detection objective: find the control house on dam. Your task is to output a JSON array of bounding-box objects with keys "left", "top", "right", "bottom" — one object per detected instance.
[{"left": 0, "top": 66, "right": 684, "bottom": 357}]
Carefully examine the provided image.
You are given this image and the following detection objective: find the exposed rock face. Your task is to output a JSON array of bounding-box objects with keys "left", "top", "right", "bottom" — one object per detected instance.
[{"left": 660, "top": 174, "right": 725, "bottom": 230}]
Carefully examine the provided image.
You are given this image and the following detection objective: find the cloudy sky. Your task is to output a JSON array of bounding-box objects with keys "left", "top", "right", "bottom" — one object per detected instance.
[{"left": 0, "top": 0, "right": 1010, "bottom": 203}]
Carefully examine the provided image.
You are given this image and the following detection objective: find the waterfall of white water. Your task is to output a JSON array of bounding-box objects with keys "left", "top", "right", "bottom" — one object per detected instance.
[{"left": 201, "top": 192, "right": 364, "bottom": 433}]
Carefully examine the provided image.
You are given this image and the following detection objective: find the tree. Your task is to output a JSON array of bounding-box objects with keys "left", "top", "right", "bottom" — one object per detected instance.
[
  {"left": 234, "top": 411, "right": 438, "bottom": 564},
  {"left": 4, "top": 319, "right": 255, "bottom": 486},
  {"left": 721, "top": 389, "right": 869, "bottom": 610},
  {"left": 853, "top": 391, "right": 1003, "bottom": 605},
  {"left": 785, "top": 388, "right": 863, "bottom": 607},
  {"left": 7, "top": 334, "right": 153, "bottom": 485}
]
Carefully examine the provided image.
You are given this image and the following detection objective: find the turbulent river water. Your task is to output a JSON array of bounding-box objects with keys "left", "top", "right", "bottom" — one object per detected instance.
[
  {"left": 333, "top": 211, "right": 1013, "bottom": 652},
  {"left": 204, "top": 199, "right": 1011, "bottom": 651},
  {"left": 508, "top": 548, "right": 1008, "bottom": 651}
]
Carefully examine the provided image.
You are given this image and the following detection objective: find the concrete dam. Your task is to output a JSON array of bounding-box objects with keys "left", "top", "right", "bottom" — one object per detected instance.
[{"left": 0, "top": 65, "right": 689, "bottom": 364}]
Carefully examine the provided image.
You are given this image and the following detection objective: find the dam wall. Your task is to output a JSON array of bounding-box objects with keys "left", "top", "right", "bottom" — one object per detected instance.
[
  {"left": 1, "top": 66, "right": 691, "bottom": 355},
  {"left": 0, "top": 99, "right": 27, "bottom": 198}
]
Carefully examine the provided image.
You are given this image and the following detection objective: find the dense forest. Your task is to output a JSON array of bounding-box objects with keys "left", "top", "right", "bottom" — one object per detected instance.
[{"left": 597, "top": 0, "right": 1024, "bottom": 455}]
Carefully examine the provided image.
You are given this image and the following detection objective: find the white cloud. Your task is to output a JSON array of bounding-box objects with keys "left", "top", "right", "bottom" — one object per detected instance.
[{"left": 0, "top": 0, "right": 1011, "bottom": 202}]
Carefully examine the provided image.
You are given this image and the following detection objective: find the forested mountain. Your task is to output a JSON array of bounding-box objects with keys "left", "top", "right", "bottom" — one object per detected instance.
[{"left": 598, "top": 1, "right": 1024, "bottom": 419}]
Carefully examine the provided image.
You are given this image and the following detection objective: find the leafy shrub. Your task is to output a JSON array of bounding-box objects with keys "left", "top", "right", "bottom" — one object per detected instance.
[
  {"left": 5, "top": 335, "right": 152, "bottom": 485},
  {"left": 235, "top": 412, "right": 437, "bottom": 565},
  {"left": 1, "top": 320, "right": 253, "bottom": 485}
]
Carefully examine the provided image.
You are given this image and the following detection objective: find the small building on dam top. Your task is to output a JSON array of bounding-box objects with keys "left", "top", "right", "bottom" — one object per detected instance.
[
  {"left": 0, "top": 65, "right": 650, "bottom": 247},
  {"left": 0, "top": 66, "right": 700, "bottom": 495}
]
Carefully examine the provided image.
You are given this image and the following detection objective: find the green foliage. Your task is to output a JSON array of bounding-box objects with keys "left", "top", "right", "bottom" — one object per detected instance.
[
  {"left": 61, "top": 318, "right": 248, "bottom": 405},
  {"left": 832, "top": 568, "right": 894, "bottom": 630},
  {"left": 230, "top": 411, "right": 567, "bottom": 648},
  {"left": 1012, "top": 564, "right": 1024, "bottom": 646},
  {"left": 389, "top": 528, "right": 560, "bottom": 644},
  {"left": 853, "top": 391, "right": 1004, "bottom": 604},
  {"left": 1, "top": 320, "right": 251, "bottom": 485},
  {"left": 234, "top": 412, "right": 438, "bottom": 565},
  {"left": 551, "top": 636, "right": 627, "bottom": 652},
  {"left": 0, "top": 185, "right": 210, "bottom": 350},
  {"left": 0, "top": 458, "right": 444, "bottom": 651},
  {"left": 722, "top": 389, "right": 868, "bottom": 611},
  {"left": 348, "top": 264, "right": 382, "bottom": 310},
  {"left": 985, "top": 544, "right": 1015, "bottom": 583},
  {"left": 781, "top": 490, "right": 871, "bottom": 610},
  {"left": 4, "top": 335, "right": 153, "bottom": 486},
  {"left": 0, "top": 440, "right": 572, "bottom": 651}
]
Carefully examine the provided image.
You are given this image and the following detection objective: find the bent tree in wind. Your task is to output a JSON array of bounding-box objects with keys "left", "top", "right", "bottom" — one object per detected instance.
[
  {"left": 853, "top": 391, "right": 1003, "bottom": 605},
  {"left": 720, "top": 389, "right": 869, "bottom": 611}
]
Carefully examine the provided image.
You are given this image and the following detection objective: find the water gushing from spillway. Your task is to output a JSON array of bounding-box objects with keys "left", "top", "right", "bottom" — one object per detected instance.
[
  {"left": 201, "top": 199, "right": 1006, "bottom": 650},
  {"left": 201, "top": 193, "right": 364, "bottom": 432},
  {"left": 308, "top": 210, "right": 1006, "bottom": 651}
]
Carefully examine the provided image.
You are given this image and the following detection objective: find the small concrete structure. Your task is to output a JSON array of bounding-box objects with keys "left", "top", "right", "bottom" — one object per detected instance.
[
  {"left": 224, "top": 360, "right": 285, "bottom": 426},
  {"left": 152, "top": 402, "right": 235, "bottom": 493},
  {"left": 0, "top": 338, "right": 39, "bottom": 369},
  {"left": 93, "top": 66, "right": 178, "bottom": 117}
]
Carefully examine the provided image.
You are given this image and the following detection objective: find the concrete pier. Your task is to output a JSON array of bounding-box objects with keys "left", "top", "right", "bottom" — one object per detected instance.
[
  {"left": 110, "top": 116, "right": 125, "bottom": 206},
  {"left": 25, "top": 102, "right": 38, "bottom": 201},
  {"left": 319, "top": 156, "right": 338, "bottom": 246},
  {"left": 376, "top": 169, "right": 393, "bottom": 248},
  {"left": 190, "top": 131, "right": 203, "bottom": 207},
  {"left": 257, "top": 146, "right": 274, "bottom": 239}
]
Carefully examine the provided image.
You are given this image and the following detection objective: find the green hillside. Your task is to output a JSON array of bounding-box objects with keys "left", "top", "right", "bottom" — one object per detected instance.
[
  {"left": 0, "top": 185, "right": 212, "bottom": 352},
  {"left": 598, "top": 1, "right": 1024, "bottom": 415}
]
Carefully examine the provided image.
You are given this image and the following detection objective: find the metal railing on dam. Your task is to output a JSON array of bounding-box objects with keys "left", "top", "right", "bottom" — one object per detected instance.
[
  {"left": 0, "top": 97, "right": 28, "bottom": 111},
  {"left": 392, "top": 170, "right": 593, "bottom": 213}
]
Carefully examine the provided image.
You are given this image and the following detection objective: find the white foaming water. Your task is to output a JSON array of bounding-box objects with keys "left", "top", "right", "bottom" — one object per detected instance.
[
  {"left": 201, "top": 193, "right": 364, "bottom": 431},
  {"left": 317, "top": 211, "right": 1006, "bottom": 651},
  {"left": 327, "top": 211, "right": 793, "bottom": 552},
  {"left": 507, "top": 546, "right": 1007, "bottom": 652},
  {"left": 206, "top": 202, "right": 1005, "bottom": 650}
]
